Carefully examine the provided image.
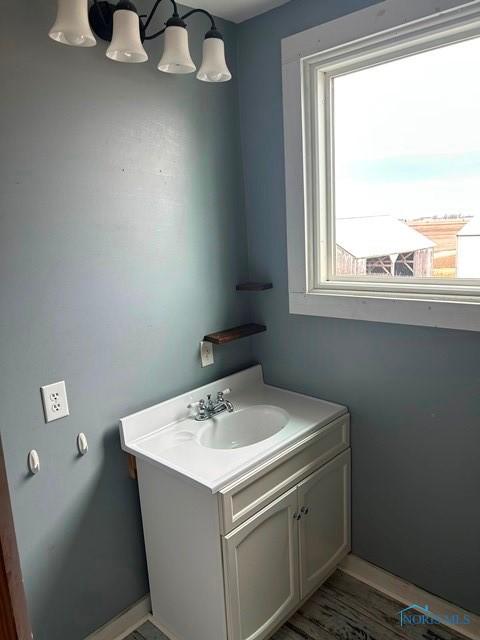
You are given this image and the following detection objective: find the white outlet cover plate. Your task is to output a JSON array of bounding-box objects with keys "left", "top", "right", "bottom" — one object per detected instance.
[
  {"left": 41, "top": 380, "right": 70, "bottom": 423},
  {"left": 200, "top": 341, "right": 214, "bottom": 367}
]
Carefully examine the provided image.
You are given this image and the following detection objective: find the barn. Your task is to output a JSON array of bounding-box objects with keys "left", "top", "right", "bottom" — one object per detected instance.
[
  {"left": 457, "top": 216, "right": 480, "bottom": 278},
  {"left": 336, "top": 216, "right": 435, "bottom": 277}
]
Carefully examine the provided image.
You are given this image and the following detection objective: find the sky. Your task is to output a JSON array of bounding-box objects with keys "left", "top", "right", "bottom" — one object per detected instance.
[{"left": 333, "top": 36, "right": 480, "bottom": 220}]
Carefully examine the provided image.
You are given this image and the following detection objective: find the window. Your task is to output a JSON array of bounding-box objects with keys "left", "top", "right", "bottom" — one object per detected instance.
[
  {"left": 282, "top": 0, "right": 480, "bottom": 331},
  {"left": 332, "top": 39, "right": 480, "bottom": 283}
]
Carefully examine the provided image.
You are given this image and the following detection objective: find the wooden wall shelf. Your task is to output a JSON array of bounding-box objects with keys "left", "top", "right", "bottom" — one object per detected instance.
[
  {"left": 204, "top": 323, "right": 267, "bottom": 345},
  {"left": 236, "top": 282, "right": 273, "bottom": 291}
]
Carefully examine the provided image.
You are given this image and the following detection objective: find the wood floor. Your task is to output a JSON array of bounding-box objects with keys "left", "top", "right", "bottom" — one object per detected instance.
[{"left": 126, "top": 571, "right": 468, "bottom": 640}]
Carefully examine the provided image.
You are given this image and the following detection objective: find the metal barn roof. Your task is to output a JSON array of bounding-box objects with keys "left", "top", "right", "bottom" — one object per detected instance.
[
  {"left": 457, "top": 216, "right": 480, "bottom": 237},
  {"left": 336, "top": 216, "right": 435, "bottom": 259}
]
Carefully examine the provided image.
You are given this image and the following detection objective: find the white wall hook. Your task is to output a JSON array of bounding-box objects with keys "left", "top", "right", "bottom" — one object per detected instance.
[
  {"left": 28, "top": 450, "right": 40, "bottom": 475},
  {"left": 77, "top": 433, "right": 88, "bottom": 456}
]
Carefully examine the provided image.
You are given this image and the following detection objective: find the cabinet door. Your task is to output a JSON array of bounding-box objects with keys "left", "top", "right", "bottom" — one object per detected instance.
[
  {"left": 298, "top": 449, "right": 351, "bottom": 599},
  {"left": 222, "top": 487, "right": 300, "bottom": 640}
]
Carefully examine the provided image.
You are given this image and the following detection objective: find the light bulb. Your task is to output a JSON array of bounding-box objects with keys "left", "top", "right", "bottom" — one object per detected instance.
[
  {"left": 49, "top": 0, "right": 96, "bottom": 47},
  {"left": 158, "top": 16, "right": 196, "bottom": 74},
  {"left": 197, "top": 30, "right": 231, "bottom": 82},
  {"left": 106, "top": 3, "right": 148, "bottom": 63}
]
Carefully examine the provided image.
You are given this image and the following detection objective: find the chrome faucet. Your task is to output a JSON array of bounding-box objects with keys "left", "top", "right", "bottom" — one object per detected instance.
[{"left": 189, "top": 388, "right": 234, "bottom": 421}]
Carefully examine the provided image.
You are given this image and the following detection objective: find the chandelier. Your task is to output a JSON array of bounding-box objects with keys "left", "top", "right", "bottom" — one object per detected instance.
[{"left": 49, "top": 0, "right": 232, "bottom": 82}]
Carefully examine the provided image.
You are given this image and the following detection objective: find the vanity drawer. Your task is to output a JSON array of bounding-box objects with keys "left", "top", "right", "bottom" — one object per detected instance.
[{"left": 218, "top": 414, "right": 350, "bottom": 534}]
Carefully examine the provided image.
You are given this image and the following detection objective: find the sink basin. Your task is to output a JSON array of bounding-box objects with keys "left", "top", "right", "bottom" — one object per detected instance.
[
  {"left": 197, "top": 405, "right": 289, "bottom": 450},
  {"left": 121, "top": 364, "right": 348, "bottom": 490}
]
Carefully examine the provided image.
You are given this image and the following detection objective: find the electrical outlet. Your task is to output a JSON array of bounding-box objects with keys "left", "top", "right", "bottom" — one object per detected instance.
[
  {"left": 200, "top": 341, "right": 214, "bottom": 367},
  {"left": 41, "top": 380, "right": 70, "bottom": 423}
]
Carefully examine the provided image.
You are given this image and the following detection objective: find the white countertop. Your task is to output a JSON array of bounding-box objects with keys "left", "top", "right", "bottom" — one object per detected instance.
[{"left": 120, "top": 365, "right": 347, "bottom": 493}]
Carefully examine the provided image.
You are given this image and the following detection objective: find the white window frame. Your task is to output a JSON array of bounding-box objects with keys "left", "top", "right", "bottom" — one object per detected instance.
[{"left": 282, "top": 0, "right": 480, "bottom": 332}]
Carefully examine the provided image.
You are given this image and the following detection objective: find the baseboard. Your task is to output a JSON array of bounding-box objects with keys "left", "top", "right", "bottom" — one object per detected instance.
[
  {"left": 84, "top": 558, "right": 479, "bottom": 640},
  {"left": 340, "top": 554, "right": 480, "bottom": 640},
  {"left": 84, "top": 595, "right": 151, "bottom": 640},
  {"left": 148, "top": 616, "right": 183, "bottom": 640}
]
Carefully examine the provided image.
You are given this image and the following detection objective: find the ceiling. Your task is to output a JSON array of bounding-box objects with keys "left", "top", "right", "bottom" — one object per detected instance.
[{"left": 183, "top": 0, "right": 290, "bottom": 23}]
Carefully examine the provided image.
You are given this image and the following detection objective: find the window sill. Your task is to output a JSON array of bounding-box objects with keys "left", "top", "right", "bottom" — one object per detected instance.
[{"left": 289, "top": 291, "right": 480, "bottom": 332}]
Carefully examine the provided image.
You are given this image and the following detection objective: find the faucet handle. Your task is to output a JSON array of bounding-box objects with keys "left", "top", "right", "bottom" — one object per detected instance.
[
  {"left": 188, "top": 398, "right": 208, "bottom": 419},
  {"left": 217, "top": 388, "right": 231, "bottom": 400},
  {"left": 188, "top": 398, "right": 204, "bottom": 409}
]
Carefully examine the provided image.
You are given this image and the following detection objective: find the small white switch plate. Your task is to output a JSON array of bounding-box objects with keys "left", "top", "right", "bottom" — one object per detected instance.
[
  {"left": 41, "top": 380, "right": 70, "bottom": 423},
  {"left": 200, "top": 341, "right": 214, "bottom": 367}
]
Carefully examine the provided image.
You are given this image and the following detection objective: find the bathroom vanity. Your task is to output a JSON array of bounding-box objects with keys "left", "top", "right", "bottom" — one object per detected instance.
[{"left": 120, "top": 365, "right": 351, "bottom": 640}]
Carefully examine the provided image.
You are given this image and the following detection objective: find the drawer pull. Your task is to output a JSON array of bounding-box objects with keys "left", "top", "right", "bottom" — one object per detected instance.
[
  {"left": 300, "top": 506, "right": 309, "bottom": 515},
  {"left": 293, "top": 512, "right": 302, "bottom": 521}
]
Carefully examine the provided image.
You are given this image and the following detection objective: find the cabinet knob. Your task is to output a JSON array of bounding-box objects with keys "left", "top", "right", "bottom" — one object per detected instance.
[
  {"left": 293, "top": 512, "right": 302, "bottom": 520},
  {"left": 300, "top": 506, "right": 310, "bottom": 515}
]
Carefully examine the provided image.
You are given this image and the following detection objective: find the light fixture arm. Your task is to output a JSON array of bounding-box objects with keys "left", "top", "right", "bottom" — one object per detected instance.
[
  {"left": 180, "top": 8, "right": 216, "bottom": 30},
  {"left": 144, "top": 6, "right": 217, "bottom": 41},
  {"left": 89, "top": 0, "right": 218, "bottom": 43},
  {"left": 144, "top": 0, "right": 179, "bottom": 30}
]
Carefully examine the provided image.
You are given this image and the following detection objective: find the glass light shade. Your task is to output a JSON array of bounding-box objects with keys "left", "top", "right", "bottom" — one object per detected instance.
[
  {"left": 106, "top": 10, "right": 148, "bottom": 63},
  {"left": 197, "top": 37, "right": 231, "bottom": 82},
  {"left": 158, "top": 26, "right": 196, "bottom": 74},
  {"left": 49, "top": 0, "right": 96, "bottom": 47}
]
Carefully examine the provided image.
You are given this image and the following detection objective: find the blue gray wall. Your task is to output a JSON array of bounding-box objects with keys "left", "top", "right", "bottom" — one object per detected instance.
[
  {"left": 238, "top": 0, "right": 480, "bottom": 616},
  {"left": 0, "top": 2, "right": 252, "bottom": 638},
  {"left": 2, "top": 0, "right": 479, "bottom": 636}
]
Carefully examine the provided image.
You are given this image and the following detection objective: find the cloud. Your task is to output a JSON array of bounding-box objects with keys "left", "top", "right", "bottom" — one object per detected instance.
[{"left": 332, "top": 37, "right": 480, "bottom": 219}]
